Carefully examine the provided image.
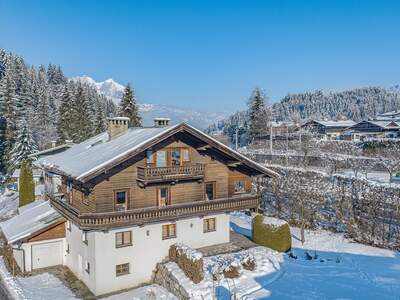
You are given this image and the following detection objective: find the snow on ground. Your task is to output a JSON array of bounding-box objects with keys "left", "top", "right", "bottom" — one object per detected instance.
[
  {"left": 229, "top": 213, "right": 400, "bottom": 299},
  {"left": 0, "top": 257, "right": 176, "bottom": 300},
  {"left": 166, "top": 246, "right": 283, "bottom": 299},
  {"left": 335, "top": 169, "right": 396, "bottom": 185},
  {"left": 0, "top": 191, "right": 18, "bottom": 221}
]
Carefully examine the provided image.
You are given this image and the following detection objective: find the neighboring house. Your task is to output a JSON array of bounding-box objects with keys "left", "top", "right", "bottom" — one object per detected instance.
[
  {"left": 375, "top": 110, "right": 400, "bottom": 121},
  {"left": 254, "top": 121, "right": 299, "bottom": 143},
  {"left": 301, "top": 120, "right": 356, "bottom": 140},
  {"left": 34, "top": 117, "right": 278, "bottom": 296},
  {"left": 10, "top": 142, "right": 74, "bottom": 198},
  {"left": 346, "top": 120, "right": 400, "bottom": 141},
  {"left": 0, "top": 200, "right": 66, "bottom": 273}
]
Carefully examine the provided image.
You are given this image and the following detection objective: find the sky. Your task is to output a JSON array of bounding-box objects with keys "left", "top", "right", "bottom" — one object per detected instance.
[{"left": 0, "top": 0, "right": 399, "bottom": 112}]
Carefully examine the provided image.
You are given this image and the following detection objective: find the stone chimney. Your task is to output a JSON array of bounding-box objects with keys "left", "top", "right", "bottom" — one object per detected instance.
[
  {"left": 153, "top": 117, "right": 170, "bottom": 128},
  {"left": 107, "top": 117, "right": 130, "bottom": 140}
]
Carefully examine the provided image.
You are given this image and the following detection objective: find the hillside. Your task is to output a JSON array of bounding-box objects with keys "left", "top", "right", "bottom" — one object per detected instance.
[
  {"left": 272, "top": 86, "right": 400, "bottom": 121},
  {"left": 73, "top": 76, "right": 229, "bottom": 129}
]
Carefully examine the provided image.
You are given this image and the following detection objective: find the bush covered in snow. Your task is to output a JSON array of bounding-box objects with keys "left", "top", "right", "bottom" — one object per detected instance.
[
  {"left": 210, "top": 251, "right": 256, "bottom": 280},
  {"left": 252, "top": 214, "right": 292, "bottom": 252},
  {"left": 169, "top": 243, "right": 204, "bottom": 284}
]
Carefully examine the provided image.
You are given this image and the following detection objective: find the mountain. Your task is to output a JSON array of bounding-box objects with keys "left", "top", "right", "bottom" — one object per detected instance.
[{"left": 72, "top": 76, "right": 228, "bottom": 129}]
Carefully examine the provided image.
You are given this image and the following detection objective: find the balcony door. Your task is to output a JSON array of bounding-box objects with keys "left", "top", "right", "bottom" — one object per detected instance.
[
  {"left": 205, "top": 182, "right": 216, "bottom": 200},
  {"left": 156, "top": 150, "right": 167, "bottom": 167},
  {"left": 157, "top": 187, "right": 170, "bottom": 207},
  {"left": 171, "top": 148, "right": 181, "bottom": 166}
]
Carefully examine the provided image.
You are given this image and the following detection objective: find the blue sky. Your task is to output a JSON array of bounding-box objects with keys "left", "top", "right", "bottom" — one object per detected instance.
[{"left": 0, "top": 0, "right": 399, "bottom": 111}]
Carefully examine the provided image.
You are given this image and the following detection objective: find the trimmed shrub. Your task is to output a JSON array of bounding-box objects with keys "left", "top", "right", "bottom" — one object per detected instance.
[
  {"left": 19, "top": 160, "right": 35, "bottom": 207},
  {"left": 222, "top": 262, "right": 240, "bottom": 279},
  {"left": 252, "top": 214, "right": 291, "bottom": 252},
  {"left": 169, "top": 243, "right": 204, "bottom": 283},
  {"left": 240, "top": 253, "right": 256, "bottom": 271}
]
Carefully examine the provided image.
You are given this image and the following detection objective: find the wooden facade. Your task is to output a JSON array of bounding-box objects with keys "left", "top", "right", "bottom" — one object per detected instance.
[{"left": 27, "top": 221, "right": 66, "bottom": 243}]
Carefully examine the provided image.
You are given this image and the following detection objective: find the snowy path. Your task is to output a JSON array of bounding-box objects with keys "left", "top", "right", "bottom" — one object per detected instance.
[{"left": 230, "top": 213, "right": 400, "bottom": 300}]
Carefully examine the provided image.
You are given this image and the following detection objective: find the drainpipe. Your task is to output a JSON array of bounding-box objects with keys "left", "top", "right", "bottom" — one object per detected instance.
[{"left": 11, "top": 246, "right": 25, "bottom": 274}]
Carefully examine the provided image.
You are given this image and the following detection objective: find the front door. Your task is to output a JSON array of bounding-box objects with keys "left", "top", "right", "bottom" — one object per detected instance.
[{"left": 205, "top": 182, "right": 215, "bottom": 200}]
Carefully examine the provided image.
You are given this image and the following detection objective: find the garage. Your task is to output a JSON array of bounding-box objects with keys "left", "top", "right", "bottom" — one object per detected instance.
[{"left": 31, "top": 240, "right": 63, "bottom": 270}]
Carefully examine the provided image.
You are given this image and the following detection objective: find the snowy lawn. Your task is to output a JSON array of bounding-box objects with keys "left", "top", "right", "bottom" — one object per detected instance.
[
  {"left": 229, "top": 213, "right": 400, "bottom": 299},
  {"left": 0, "top": 257, "right": 176, "bottom": 300},
  {"left": 334, "top": 169, "right": 396, "bottom": 185}
]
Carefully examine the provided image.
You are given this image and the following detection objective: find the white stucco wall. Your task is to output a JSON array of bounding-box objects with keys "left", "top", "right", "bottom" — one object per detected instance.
[{"left": 66, "top": 213, "right": 230, "bottom": 296}]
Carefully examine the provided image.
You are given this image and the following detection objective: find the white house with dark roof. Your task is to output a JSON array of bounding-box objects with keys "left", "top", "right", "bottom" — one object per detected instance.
[
  {"left": 301, "top": 119, "right": 356, "bottom": 140},
  {"left": 33, "top": 117, "right": 277, "bottom": 296},
  {"left": 347, "top": 120, "right": 400, "bottom": 141}
]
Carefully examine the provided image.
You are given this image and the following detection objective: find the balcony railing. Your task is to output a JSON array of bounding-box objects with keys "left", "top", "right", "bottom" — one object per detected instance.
[
  {"left": 49, "top": 193, "right": 260, "bottom": 230},
  {"left": 137, "top": 163, "right": 205, "bottom": 183}
]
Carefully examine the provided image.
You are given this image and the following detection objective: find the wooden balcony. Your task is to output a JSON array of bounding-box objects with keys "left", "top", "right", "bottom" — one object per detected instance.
[
  {"left": 49, "top": 193, "right": 260, "bottom": 230},
  {"left": 137, "top": 163, "right": 205, "bottom": 184}
]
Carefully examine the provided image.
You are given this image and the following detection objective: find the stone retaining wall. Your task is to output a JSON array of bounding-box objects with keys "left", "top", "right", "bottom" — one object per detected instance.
[{"left": 152, "top": 263, "right": 190, "bottom": 300}]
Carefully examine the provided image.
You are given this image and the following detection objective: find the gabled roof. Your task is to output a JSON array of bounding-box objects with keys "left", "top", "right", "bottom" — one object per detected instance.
[
  {"left": 351, "top": 120, "right": 400, "bottom": 129},
  {"left": 36, "top": 123, "right": 278, "bottom": 183},
  {"left": 0, "top": 200, "right": 64, "bottom": 244},
  {"left": 310, "top": 120, "right": 356, "bottom": 128}
]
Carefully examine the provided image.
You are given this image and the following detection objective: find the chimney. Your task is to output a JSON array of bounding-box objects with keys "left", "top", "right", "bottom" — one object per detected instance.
[
  {"left": 107, "top": 117, "right": 130, "bottom": 140},
  {"left": 153, "top": 117, "right": 170, "bottom": 128}
]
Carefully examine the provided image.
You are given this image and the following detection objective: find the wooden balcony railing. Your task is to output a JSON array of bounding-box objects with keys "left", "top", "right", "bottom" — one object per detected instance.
[
  {"left": 137, "top": 163, "right": 205, "bottom": 183},
  {"left": 49, "top": 193, "right": 260, "bottom": 230}
]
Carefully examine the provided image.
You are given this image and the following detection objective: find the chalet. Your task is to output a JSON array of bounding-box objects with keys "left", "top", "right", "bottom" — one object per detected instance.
[
  {"left": 301, "top": 120, "right": 356, "bottom": 140},
  {"left": 32, "top": 117, "right": 278, "bottom": 296},
  {"left": 376, "top": 110, "right": 400, "bottom": 121},
  {"left": 346, "top": 120, "right": 400, "bottom": 141}
]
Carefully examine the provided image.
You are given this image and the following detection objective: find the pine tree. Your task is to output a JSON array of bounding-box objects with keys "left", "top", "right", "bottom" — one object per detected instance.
[
  {"left": 73, "top": 83, "right": 94, "bottom": 142},
  {"left": 248, "top": 87, "right": 266, "bottom": 139},
  {"left": 94, "top": 96, "right": 107, "bottom": 134},
  {"left": 9, "top": 121, "right": 37, "bottom": 173},
  {"left": 57, "top": 84, "right": 75, "bottom": 142},
  {"left": 119, "top": 83, "right": 141, "bottom": 127},
  {"left": 0, "top": 116, "right": 6, "bottom": 176},
  {"left": 19, "top": 160, "right": 35, "bottom": 207}
]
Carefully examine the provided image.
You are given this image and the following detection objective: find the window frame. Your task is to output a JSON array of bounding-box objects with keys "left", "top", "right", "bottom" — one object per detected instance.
[
  {"left": 182, "top": 147, "right": 190, "bottom": 162},
  {"left": 115, "top": 231, "right": 132, "bottom": 248},
  {"left": 234, "top": 180, "right": 246, "bottom": 194},
  {"left": 205, "top": 181, "right": 216, "bottom": 200},
  {"left": 162, "top": 224, "right": 177, "bottom": 240},
  {"left": 113, "top": 189, "right": 129, "bottom": 211},
  {"left": 203, "top": 218, "right": 216, "bottom": 233},
  {"left": 157, "top": 187, "right": 171, "bottom": 207},
  {"left": 116, "top": 263, "right": 130, "bottom": 277}
]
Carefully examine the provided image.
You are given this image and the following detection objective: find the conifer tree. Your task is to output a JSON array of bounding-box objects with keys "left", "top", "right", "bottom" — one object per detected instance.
[
  {"left": 19, "top": 160, "right": 35, "bottom": 207},
  {"left": 9, "top": 121, "right": 37, "bottom": 173},
  {"left": 73, "top": 84, "right": 93, "bottom": 142},
  {"left": 0, "top": 116, "right": 6, "bottom": 176},
  {"left": 247, "top": 87, "right": 266, "bottom": 139},
  {"left": 119, "top": 83, "right": 141, "bottom": 127},
  {"left": 57, "top": 84, "right": 75, "bottom": 142}
]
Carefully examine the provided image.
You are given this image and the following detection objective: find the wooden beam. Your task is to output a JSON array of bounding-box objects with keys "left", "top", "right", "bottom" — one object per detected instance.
[
  {"left": 196, "top": 145, "right": 211, "bottom": 151},
  {"left": 227, "top": 162, "right": 241, "bottom": 167}
]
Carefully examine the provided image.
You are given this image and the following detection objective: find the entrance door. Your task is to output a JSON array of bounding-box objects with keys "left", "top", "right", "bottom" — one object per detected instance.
[{"left": 205, "top": 182, "right": 215, "bottom": 200}]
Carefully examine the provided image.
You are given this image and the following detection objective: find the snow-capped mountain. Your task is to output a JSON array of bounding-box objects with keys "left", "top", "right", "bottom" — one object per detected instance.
[{"left": 71, "top": 76, "right": 229, "bottom": 129}]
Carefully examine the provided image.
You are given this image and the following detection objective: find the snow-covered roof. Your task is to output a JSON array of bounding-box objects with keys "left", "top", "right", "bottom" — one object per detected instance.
[
  {"left": 0, "top": 200, "right": 63, "bottom": 244},
  {"left": 314, "top": 120, "right": 356, "bottom": 128},
  {"left": 11, "top": 168, "right": 43, "bottom": 178},
  {"left": 368, "top": 120, "right": 400, "bottom": 128},
  {"left": 36, "top": 125, "right": 179, "bottom": 180},
  {"left": 35, "top": 123, "right": 279, "bottom": 182}
]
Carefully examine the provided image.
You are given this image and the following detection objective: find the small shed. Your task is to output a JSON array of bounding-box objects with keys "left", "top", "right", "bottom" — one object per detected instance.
[{"left": 0, "top": 200, "right": 66, "bottom": 272}]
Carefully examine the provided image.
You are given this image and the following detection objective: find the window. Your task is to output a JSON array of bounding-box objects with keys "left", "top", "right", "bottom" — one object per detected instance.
[
  {"left": 146, "top": 149, "right": 154, "bottom": 165},
  {"left": 116, "top": 263, "right": 130, "bottom": 276},
  {"left": 156, "top": 150, "right": 167, "bottom": 167},
  {"left": 205, "top": 182, "right": 215, "bottom": 200},
  {"left": 114, "top": 190, "right": 128, "bottom": 211},
  {"left": 82, "top": 232, "right": 88, "bottom": 245},
  {"left": 203, "top": 218, "right": 216, "bottom": 233},
  {"left": 162, "top": 224, "right": 176, "bottom": 240},
  {"left": 234, "top": 180, "right": 246, "bottom": 194},
  {"left": 115, "top": 231, "right": 132, "bottom": 248},
  {"left": 66, "top": 221, "right": 71, "bottom": 232},
  {"left": 157, "top": 187, "right": 170, "bottom": 207},
  {"left": 171, "top": 148, "right": 181, "bottom": 166},
  {"left": 85, "top": 261, "right": 90, "bottom": 274},
  {"left": 182, "top": 148, "right": 190, "bottom": 162}
]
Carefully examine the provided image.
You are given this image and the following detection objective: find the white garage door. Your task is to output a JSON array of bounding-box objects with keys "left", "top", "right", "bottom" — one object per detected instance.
[{"left": 31, "top": 241, "right": 63, "bottom": 270}]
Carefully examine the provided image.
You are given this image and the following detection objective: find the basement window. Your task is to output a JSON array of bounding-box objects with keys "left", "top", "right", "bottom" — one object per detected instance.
[{"left": 116, "top": 263, "right": 130, "bottom": 276}]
